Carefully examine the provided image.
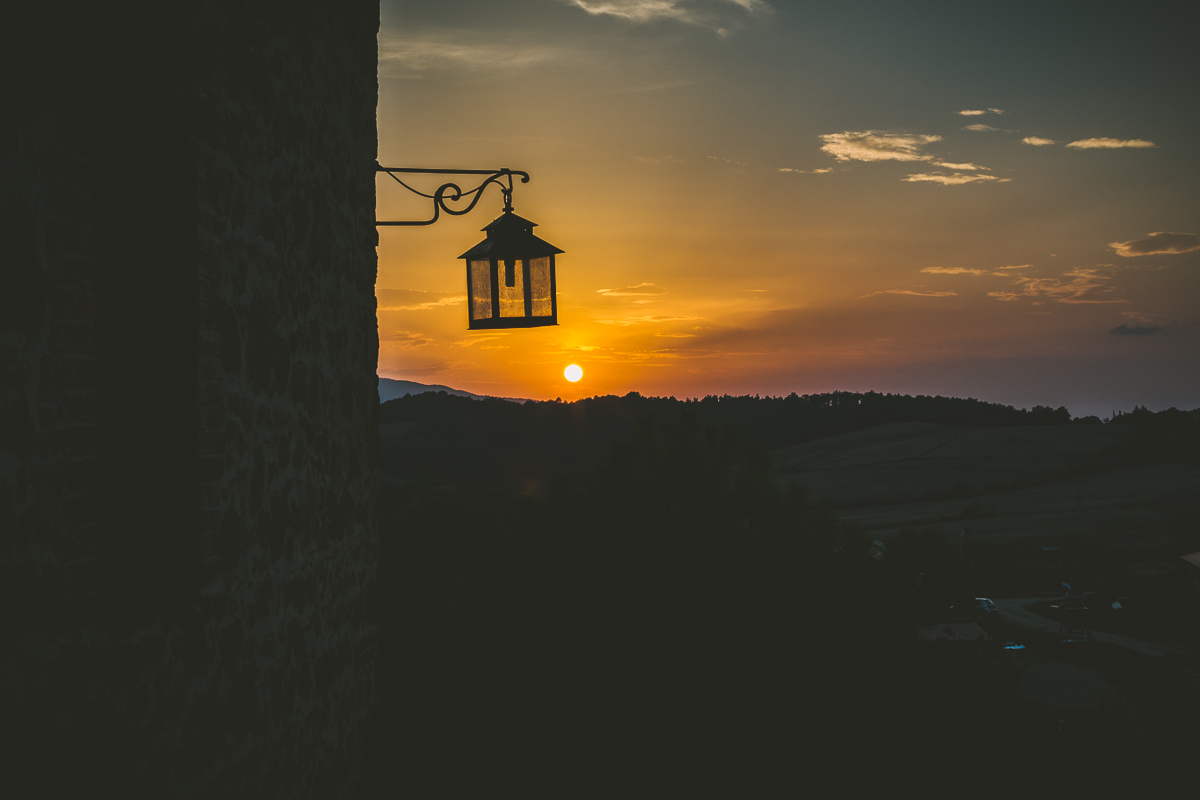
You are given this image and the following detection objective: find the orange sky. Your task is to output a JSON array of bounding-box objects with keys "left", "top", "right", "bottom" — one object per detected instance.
[{"left": 376, "top": 1, "right": 1199, "bottom": 417}]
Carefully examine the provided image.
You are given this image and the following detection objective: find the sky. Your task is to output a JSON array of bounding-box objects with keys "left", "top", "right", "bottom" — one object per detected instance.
[{"left": 375, "top": 0, "right": 1199, "bottom": 417}]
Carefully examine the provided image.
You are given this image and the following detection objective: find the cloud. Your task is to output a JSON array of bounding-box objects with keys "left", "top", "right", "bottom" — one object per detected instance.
[
  {"left": 778, "top": 167, "right": 833, "bottom": 173},
  {"left": 903, "top": 172, "right": 1007, "bottom": 185},
  {"left": 1121, "top": 311, "right": 1169, "bottom": 324},
  {"left": 1110, "top": 324, "right": 1163, "bottom": 335},
  {"left": 933, "top": 162, "right": 988, "bottom": 170},
  {"left": 380, "top": 330, "right": 434, "bottom": 349},
  {"left": 597, "top": 282, "right": 668, "bottom": 297},
  {"left": 921, "top": 266, "right": 988, "bottom": 275},
  {"left": 379, "top": 35, "right": 565, "bottom": 76},
  {"left": 956, "top": 108, "right": 1004, "bottom": 116},
  {"left": 962, "top": 124, "right": 999, "bottom": 132},
  {"left": 565, "top": 0, "right": 771, "bottom": 33},
  {"left": 455, "top": 333, "right": 510, "bottom": 347},
  {"left": 596, "top": 314, "right": 702, "bottom": 325},
  {"left": 1066, "top": 138, "right": 1157, "bottom": 149},
  {"left": 993, "top": 267, "right": 1126, "bottom": 304},
  {"left": 819, "top": 131, "right": 941, "bottom": 162},
  {"left": 387, "top": 362, "right": 452, "bottom": 378},
  {"left": 1108, "top": 231, "right": 1200, "bottom": 257},
  {"left": 859, "top": 289, "right": 958, "bottom": 298},
  {"left": 995, "top": 264, "right": 1031, "bottom": 270},
  {"left": 377, "top": 289, "right": 464, "bottom": 311},
  {"left": 1022, "top": 136, "right": 1055, "bottom": 146}
]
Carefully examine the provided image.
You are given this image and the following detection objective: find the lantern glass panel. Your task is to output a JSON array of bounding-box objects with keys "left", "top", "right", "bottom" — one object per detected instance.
[
  {"left": 528, "top": 257, "right": 553, "bottom": 317},
  {"left": 469, "top": 260, "right": 492, "bottom": 321},
  {"left": 498, "top": 258, "right": 525, "bottom": 317}
]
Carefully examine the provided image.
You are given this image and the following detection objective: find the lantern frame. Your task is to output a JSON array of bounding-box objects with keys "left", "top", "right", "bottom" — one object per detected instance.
[{"left": 375, "top": 163, "right": 564, "bottom": 330}]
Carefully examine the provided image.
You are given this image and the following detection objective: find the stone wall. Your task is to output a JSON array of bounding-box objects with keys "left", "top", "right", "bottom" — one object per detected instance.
[{"left": 1, "top": 3, "right": 380, "bottom": 796}]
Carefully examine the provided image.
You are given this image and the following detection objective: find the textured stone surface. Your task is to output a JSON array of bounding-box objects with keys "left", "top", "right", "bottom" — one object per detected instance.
[{"left": 2, "top": 3, "right": 380, "bottom": 796}]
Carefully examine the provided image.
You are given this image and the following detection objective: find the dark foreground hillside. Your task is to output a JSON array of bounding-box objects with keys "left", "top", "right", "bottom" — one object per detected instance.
[
  {"left": 366, "top": 392, "right": 1200, "bottom": 794},
  {"left": 777, "top": 419, "right": 1200, "bottom": 547}
]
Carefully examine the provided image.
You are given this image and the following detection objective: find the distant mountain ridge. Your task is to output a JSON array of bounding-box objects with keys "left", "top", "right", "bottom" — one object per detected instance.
[{"left": 378, "top": 377, "right": 526, "bottom": 404}]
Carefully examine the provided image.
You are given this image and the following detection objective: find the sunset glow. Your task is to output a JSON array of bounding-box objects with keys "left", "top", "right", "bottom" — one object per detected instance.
[
  {"left": 564, "top": 364, "right": 583, "bottom": 383},
  {"left": 376, "top": 1, "right": 1199, "bottom": 416}
]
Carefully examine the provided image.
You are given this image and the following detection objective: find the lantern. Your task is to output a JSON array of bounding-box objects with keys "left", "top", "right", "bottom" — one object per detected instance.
[{"left": 459, "top": 211, "right": 564, "bottom": 329}]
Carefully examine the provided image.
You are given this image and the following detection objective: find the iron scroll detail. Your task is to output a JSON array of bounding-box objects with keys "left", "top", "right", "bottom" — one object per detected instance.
[{"left": 375, "top": 163, "right": 531, "bottom": 226}]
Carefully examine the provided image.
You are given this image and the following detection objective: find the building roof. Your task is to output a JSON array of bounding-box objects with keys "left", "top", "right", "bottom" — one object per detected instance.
[{"left": 916, "top": 622, "right": 992, "bottom": 643}]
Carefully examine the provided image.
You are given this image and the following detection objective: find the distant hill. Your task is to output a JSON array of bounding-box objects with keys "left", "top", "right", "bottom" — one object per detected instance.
[
  {"left": 377, "top": 389, "right": 1199, "bottom": 549},
  {"left": 377, "top": 377, "right": 525, "bottom": 404}
]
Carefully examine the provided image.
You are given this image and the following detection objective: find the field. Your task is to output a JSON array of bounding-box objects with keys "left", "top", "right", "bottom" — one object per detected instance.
[{"left": 774, "top": 421, "right": 1199, "bottom": 549}]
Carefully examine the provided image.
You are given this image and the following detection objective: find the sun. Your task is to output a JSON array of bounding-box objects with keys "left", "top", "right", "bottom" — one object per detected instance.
[{"left": 564, "top": 364, "right": 583, "bottom": 383}]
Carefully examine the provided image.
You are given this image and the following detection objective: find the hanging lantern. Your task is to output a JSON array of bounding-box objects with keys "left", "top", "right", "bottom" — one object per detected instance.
[
  {"left": 459, "top": 211, "right": 564, "bottom": 329},
  {"left": 374, "top": 164, "right": 566, "bottom": 330}
]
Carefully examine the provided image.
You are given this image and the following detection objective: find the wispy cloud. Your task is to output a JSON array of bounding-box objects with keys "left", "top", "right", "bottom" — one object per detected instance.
[
  {"left": 820, "top": 131, "right": 941, "bottom": 162},
  {"left": 1021, "top": 136, "right": 1055, "bottom": 146},
  {"left": 1066, "top": 138, "right": 1157, "bottom": 149},
  {"left": 565, "top": 0, "right": 772, "bottom": 34},
  {"left": 380, "top": 330, "right": 434, "bottom": 349},
  {"left": 921, "top": 266, "right": 988, "bottom": 275},
  {"left": 1110, "top": 323, "right": 1163, "bottom": 335},
  {"left": 996, "top": 264, "right": 1031, "bottom": 270},
  {"left": 962, "top": 123, "right": 999, "bottom": 132},
  {"left": 1121, "top": 311, "right": 1167, "bottom": 325},
  {"left": 597, "top": 282, "right": 668, "bottom": 297},
  {"left": 859, "top": 289, "right": 958, "bottom": 298},
  {"left": 387, "top": 362, "right": 452, "bottom": 378},
  {"left": 778, "top": 167, "right": 834, "bottom": 173},
  {"left": 377, "top": 289, "right": 464, "bottom": 311},
  {"left": 1112, "top": 311, "right": 1171, "bottom": 335},
  {"left": 596, "top": 314, "right": 702, "bottom": 325},
  {"left": 933, "top": 162, "right": 988, "bottom": 171},
  {"left": 957, "top": 108, "right": 1004, "bottom": 116},
  {"left": 903, "top": 172, "right": 1007, "bottom": 185},
  {"left": 1109, "top": 231, "right": 1200, "bottom": 257},
  {"left": 991, "top": 267, "right": 1126, "bottom": 304},
  {"left": 455, "top": 333, "right": 511, "bottom": 347},
  {"left": 379, "top": 35, "right": 565, "bottom": 76}
]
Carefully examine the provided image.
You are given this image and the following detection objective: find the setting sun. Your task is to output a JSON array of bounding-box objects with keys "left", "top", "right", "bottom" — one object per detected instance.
[{"left": 564, "top": 364, "right": 583, "bottom": 383}]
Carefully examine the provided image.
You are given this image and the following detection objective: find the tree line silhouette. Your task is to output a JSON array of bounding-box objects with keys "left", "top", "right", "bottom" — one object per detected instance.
[{"left": 378, "top": 389, "right": 1084, "bottom": 497}]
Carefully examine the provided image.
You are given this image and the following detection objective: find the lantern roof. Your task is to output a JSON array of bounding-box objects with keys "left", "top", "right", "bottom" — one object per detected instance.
[{"left": 458, "top": 210, "right": 564, "bottom": 261}]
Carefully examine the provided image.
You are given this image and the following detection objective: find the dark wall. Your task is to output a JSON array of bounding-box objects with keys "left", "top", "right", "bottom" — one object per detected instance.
[{"left": 1, "top": 3, "right": 380, "bottom": 796}]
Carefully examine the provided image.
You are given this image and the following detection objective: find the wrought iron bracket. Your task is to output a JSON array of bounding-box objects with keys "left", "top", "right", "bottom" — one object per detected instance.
[{"left": 375, "top": 163, "right": 531, "bottom": 226}]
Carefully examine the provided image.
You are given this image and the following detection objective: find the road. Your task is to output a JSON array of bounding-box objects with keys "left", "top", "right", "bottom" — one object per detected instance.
[{"left": 993, "top": 597, "right": 1184, "bottom": 658}]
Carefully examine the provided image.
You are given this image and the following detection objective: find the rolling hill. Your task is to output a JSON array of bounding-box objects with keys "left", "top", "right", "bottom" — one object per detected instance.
[{"left": 774, "top": 422, "right": 1198, "bottom": 548}]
